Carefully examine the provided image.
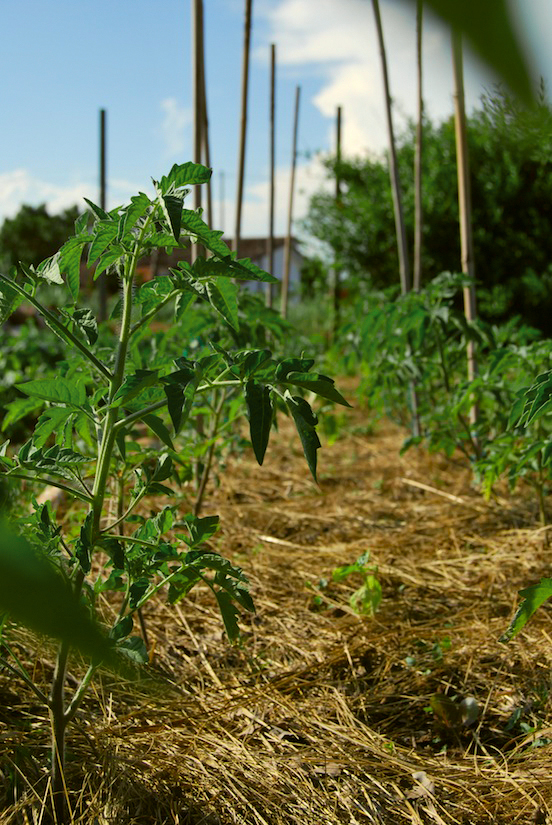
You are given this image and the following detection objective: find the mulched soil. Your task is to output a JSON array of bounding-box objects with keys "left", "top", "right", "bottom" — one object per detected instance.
[{"left": 2, "top": 397, "right": 552, "bottom": 825}]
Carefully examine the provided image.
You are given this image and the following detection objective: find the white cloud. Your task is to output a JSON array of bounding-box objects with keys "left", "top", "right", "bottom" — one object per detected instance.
[
  {"left": 215, "top": 157, "right": 332, "bottom": 240},
  {"left": 0, "top": 169, "right": 149, "bottom": 225},
  {"left": 258, "top": 0, "right": 494, "bottom": 158},
  {"left": 0, "top": 169, "right": 93, "bottom": 222},
  {"left": 160, "top": 97, "right": 193, "bottom": 158}
]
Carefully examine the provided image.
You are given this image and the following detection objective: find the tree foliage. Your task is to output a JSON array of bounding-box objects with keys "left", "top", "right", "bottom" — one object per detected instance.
[
  {"left": 0, "top": 203, "right": 80, "bottom": 269},
  {"left": 303, "top": 85, "right": 552, "bottom": 334}
]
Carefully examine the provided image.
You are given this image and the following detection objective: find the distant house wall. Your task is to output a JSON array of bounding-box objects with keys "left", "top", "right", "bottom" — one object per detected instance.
[{"left": 245, "top": 239, "right": 303, "bottom": 296}]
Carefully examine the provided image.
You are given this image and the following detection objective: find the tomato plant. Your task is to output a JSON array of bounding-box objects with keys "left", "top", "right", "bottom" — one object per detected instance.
[{"left": 0, "top": 162, "right": 349, "bottom": 822}]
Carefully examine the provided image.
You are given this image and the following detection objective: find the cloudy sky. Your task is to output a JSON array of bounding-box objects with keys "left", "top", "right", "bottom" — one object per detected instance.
[{"left": 1, "top": 0, "right": 550, "bottom": 241}]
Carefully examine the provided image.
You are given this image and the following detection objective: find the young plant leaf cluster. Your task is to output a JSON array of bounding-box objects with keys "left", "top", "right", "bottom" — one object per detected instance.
[{"left": 0, "top": 162, "right": 348, "bottom": 820}]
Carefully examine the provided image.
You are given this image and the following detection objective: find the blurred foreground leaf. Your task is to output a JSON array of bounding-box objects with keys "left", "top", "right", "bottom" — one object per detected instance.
[{"left": 0, "top": 521, "right": 115, "bottom": 664}]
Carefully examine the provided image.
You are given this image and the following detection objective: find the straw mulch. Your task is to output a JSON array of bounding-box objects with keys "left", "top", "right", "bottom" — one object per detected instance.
[{"left": 2, "top": 402, "right": 552, "bottom": 824}]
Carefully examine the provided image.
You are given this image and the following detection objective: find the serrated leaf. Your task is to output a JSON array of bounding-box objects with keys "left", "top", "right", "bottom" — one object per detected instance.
[
  {"left": 0, "top": 520, "right": 116, "bottom": 663},
  {"left": 16, "top": 378, "right": 86, "bottom": 407},
  {"left": 88, "top": 221, "right": 119, "bottom": 265},
  {"left": 84, "top": 197, "right": 111, "bottom": 221},
  {"left": 37, "top": 252, "right": 63, "bottom": 285},
  {"left": 207, "top": 278, "right": 239, "bottom": 330},
  {"left": 274, "top": 358, "right": 315, "bottom": 380},
  {"left": 245, "top": 381, "right": 273, "bottom": 465},
  {"left": 500, "top": 578, "right": 552, "bottom": 642},
  {"left": 94, "top": 244, "right": 126, "bottom": 278},
  {"left": 283, "top": 372, "right": 352, "bottom": 407},
  {"left": 33, "top": 407, "right": 75, "bottom": 448},
  {"left": 180, "top": 210, "right": 231, "bottom": 258},
  {"left": 118, "top": 636, "right": 148, "bottom": 665},
  {"left": 174, "top": 290, "right": 195, "bottom": 321},
  {"left": 0, "top": 278, "right": 22, "bottom": 325},
  {"left": 241, "top": 349, "right": 273, "bottom": 378},
  {"left": 111, "top": 370, "right": 159, "bottom": 407},
  {"left": 2, "top": 397, "right": 44, "bottom": 432},
  {"left": 72, "top": 307, "right": 98, "bottom": 345},
  {"left": 285, "top": 393, "right": 321, "bottom": 482},
  {"left": 158, "top": 162, "right": 212, "bottom": 192},
  {"left": 214, "top": 589, "right": 241, "bottom": 642},
  {"left": 152, "top": 454, "right": 173, "bottom": 483},
  {"left": 184, "top": 514, "right": 220, "bottom": 547},
  {"left": 59, "top": 235, "right": 87, "bottom": 302},
  {"left": 142, "top": 413, "right": 174, "bottom": 450},
  {"left": 159, "top": 193, "right": 183, "bottom": 240},
  {"left": 124, "top": 192, "right": 151, "bottom": 231},
  {"left": 74, "top": 212, "right": 89, "bottom": 234},
  {"left": 111, "top": 615, "right": 133, "bottom": 641}
]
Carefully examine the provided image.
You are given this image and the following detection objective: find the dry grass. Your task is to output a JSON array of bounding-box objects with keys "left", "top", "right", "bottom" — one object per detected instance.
[{"left": 2, "top": 406, "right": 552, "bottom": 824}]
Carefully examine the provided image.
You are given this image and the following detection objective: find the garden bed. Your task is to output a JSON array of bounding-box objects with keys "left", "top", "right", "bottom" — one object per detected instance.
[{"left": 2, "top": 405, "right": 552, "bottom": 824}]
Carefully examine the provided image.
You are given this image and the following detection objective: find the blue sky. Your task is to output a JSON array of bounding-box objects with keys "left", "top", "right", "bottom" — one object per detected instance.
[{"left": 1, "top": 0, "right": 551, "bottom": 241}]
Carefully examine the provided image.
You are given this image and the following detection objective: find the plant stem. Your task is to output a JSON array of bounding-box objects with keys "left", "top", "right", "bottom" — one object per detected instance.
[
  {"left": 49, "top": 640, "right": 70, "bottom": 824},
  {"left": 194, "top": 389, "right": 226, "bottom": 516},
  {"left": 0, "top": 274, "right": 112, "bottom": 382}
]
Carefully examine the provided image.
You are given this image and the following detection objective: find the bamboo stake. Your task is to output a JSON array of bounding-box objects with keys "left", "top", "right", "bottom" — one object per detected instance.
[
  {"left": 371, "top": 0, "right": 410, "bottom": 295},
  {"left": 452, "top": 30, "right": 479, "bottom": 434},
  {"left": 281, "top": 85, "right": 300, "bottom": 319},
  {"left": 98, "top": 109, "right": 107, "bottom": 322},
  {"left": 413, "top": 0, "right": 423, "bottom": 291},
  {"left": 372, "top": 0, "right": 418, "bottom": 435},
  {"left": 234, "top": 0, "right": 253, "bottom": 258},
  {"left": 192, "top": 0, "right": 203, "bottom": 264},
  {"left": 332, "top": 106, "right": 342, "bottom": 336},
  {"left": 198, "top": 0, "right": 212, "bottom": 229},
  {"left": 266, "top": 43, "right": 276, "bottom": 308}
]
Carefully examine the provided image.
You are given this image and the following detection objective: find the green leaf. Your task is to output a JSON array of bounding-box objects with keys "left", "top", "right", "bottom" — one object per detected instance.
[
  {"left": 159, "top": 193, "right": 183, "bottom": 241},
  {"left": 274, "top": 358, "right": 316, "bottom": 380},
  {"left": 285, "top": 393, "right": 321, "bottom": 482},
  {"left": 214, "top": 589, "right": 241, "bottom": 642},
  {"left": 118, "top": 636, "right": 148, "bottom": 665},
  {"left": 33, "top": 407, "right": 75, "bottom": 448},
  {"left": 2, "top": 397, "right": 44, "bottom": 432},
  {"left": 425, "top": 0, "right": 532, "bottom": 104},
  {"left": 245, "top": 381, "right": 273, "bottom": 465},
  {"left": 207, "top": 278, "right": 239, "bottom": 330},
  {"left": 59, "top": 235, "right": 87, "bottom": 302},
  {"left": 240, "top": 349, "right": 273, "bottom": 378},
  {"left": 152, "top": 454, "right": 173, "bottom": 483},
  {"left": 142, "top": 413, "right": 175, "bottom": 450},
  {"left": 111, "top": 615, "right": 133, "bottom": 641},
  {"left": 174, "top": 290, "right": 195, "bottom": 322},
  {"left": 162, "top": 367, "right": 200, "bottom": 433},
  {"left": 158, "top": 162, "right": 212, "bottom": 193},
  {"left": 500, "top": 578, "right": 552, "bottom": 642},
  {"left": 0, "top": 521, "right": 116, "bottom": 663},
  {"left": 88, "top": 221, "right": 119, "bottom": 265},
  {"left": 183, "top": 514, "right": 220, "bottom": 547},
  {"left": 94, "top": 244, "right": 126, "bottom": 278},
  {"left": 0, "top": 277, "right": 22, "bottom": 325},
  {"left": 16, "top": 378, "right": 86, "bottom": 407},
  {"left": 84, "top": 197, "right": 111, "bottom": 221},
  {"left": 74, "top": 212, "right": 89, "bottom": 234},
  {"left": 111, "top": 370, "right": 159, "bottom": 407},
  {"left": 283, "top": 372, "right": 352, "bottom": 407},
  {"left": 180, "top": 210, "right": 231, "bottom": 258},
  {"left": 37, "top": 252, "right": 63, "bottom": 285},
  {"left": 123, "top": 192, "right": 151, "bottom": 232},
  {"left": 72, "top": 307, "right": 98, "bottom": 345},
  {"left": 183, "top": 255, "right": 277, "bottom": 284}
]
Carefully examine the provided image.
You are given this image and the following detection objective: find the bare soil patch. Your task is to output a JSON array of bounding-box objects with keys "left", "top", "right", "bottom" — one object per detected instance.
[{"left": 2, "top": 402, "right": 552, "bottom": 824}]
